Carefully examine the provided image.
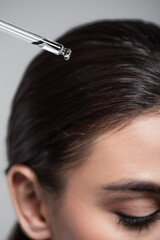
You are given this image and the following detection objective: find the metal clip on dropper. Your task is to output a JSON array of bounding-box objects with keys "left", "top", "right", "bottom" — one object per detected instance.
[{"left": 0, "top": 20, "right": 71, "bottom": 60}]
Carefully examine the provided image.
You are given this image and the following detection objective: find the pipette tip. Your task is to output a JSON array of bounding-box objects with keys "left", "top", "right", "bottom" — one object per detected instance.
[{"left": 62, "top": 48, "right": 72, "bottom": 60}]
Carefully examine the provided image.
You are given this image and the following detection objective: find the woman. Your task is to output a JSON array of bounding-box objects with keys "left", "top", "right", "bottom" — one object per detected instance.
[{"left": 6, "top": 19, "right": 160, "bottom": 239}]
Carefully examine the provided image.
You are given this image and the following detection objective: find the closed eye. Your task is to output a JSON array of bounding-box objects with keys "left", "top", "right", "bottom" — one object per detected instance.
[{"left": 115, "top": 210, "right": 160, "bottom": 232}]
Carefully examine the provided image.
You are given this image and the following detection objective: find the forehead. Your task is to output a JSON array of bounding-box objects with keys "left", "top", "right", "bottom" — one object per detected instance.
[
  {"left": 67, "top": 115, "right": 160, "bottom": 190},
  {"left": 93, "top": 114, "right": 160, "bottom": 151}
]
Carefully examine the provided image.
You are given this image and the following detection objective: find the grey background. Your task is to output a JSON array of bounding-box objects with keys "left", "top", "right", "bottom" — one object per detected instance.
[{"left": 0, "top": 0, "right": 160, "bottom": 239}]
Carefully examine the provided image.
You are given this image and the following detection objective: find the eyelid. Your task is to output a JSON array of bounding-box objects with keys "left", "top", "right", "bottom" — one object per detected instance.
[
  {"left": 115, "top": 209, "right": 160, "bottom": 219},
  {"left": 116, "top": 209, "right": 160, "bottom": 232}
]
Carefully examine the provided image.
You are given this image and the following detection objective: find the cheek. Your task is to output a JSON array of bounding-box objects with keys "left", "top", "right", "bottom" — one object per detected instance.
[{"left": 51, "top": 196, "right": 123, "bottom": 240}]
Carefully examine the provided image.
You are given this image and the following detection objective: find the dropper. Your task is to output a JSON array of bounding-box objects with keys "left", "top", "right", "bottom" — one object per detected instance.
[{"left": 0, "top": 20, "right": 72, "bottom": 60}]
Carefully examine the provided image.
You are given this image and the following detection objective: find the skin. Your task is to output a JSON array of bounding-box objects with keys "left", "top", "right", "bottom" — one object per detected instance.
[
  {"left": 8, "top": 114, "right": 160, "bottom": 239},
  {"left": 47, "top": 114, "right": 160, "bottom": 240}
]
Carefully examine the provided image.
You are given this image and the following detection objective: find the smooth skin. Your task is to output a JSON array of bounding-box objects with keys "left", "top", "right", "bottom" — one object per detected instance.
[{"left": 8, "top": 114, "right": 160, "bottom": 239}]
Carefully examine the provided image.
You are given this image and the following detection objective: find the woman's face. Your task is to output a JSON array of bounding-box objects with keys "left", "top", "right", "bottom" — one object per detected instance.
[{"left": 48, "top": 115, "right": 160, "bottom": 240}]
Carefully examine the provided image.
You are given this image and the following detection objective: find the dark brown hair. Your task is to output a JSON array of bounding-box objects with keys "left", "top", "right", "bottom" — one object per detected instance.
[{"left": 6, "top": 19, "right": 160, "bottom": 239}]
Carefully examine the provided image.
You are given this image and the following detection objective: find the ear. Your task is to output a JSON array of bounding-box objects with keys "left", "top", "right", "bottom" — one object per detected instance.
[{"left": 7, "top": 164, "right": 52, "bottom": 240}]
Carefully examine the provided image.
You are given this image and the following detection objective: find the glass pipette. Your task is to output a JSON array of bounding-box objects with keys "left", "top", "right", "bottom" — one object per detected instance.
[{"left": 0, "top": 20, "right": 71, "bottom": 60}]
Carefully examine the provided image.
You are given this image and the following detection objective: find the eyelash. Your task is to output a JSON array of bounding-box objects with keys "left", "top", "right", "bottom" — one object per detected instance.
[{"left": 116, "top": 210, "right": 160, "bottom": 232}]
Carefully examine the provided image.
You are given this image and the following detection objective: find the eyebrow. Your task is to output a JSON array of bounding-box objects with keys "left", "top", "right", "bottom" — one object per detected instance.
[{"left": 101, "top": 179, "right": 160, "bottom": 195}]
